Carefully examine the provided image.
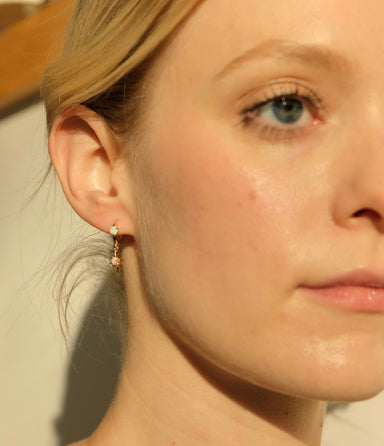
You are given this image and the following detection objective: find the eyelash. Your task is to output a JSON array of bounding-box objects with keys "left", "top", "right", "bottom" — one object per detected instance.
[{"left": 240, "top": 83, "right": 324, "bottom": 141}]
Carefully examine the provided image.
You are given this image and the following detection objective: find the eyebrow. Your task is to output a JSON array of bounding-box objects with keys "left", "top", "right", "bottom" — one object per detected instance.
[{"left": 214, "top": 39, "right": 352, "bottom": 80}]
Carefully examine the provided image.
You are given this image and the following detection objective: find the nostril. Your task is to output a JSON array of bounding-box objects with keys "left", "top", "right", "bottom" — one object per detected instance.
[
  {"left": 354, "top": 209, "right": 368, "bottom": 217},
  {"left": 353, "top": 208, "right": 381, "bottom": 219}
]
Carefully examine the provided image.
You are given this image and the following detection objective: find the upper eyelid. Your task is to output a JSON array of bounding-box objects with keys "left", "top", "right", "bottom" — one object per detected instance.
[
  {"left": 241, "top": 84, "right": 324, "bottom": 116},
  {"left": 247, "top": 95, "right": 318, "bottom": 114}
]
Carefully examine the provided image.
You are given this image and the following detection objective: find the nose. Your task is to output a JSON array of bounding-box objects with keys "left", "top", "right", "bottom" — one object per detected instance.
[{"left": 331, "top": 120, "right": 384, "bottom": 234}]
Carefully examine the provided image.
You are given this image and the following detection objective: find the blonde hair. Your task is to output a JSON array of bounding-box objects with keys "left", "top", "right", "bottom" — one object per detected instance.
[
  {"left": 42, "top": 0, "right": 200, "bottom": 135},
  {"left": 41, "top": 0, "right": 201, "bottom": 337}
]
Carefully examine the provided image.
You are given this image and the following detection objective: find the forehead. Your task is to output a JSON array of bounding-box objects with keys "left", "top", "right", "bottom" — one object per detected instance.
[{"left": 154, "top": 0, "right": 384, "bottom": 83}]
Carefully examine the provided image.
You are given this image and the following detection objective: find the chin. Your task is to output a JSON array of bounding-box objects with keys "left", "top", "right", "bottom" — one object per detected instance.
[
  {"left": 246, "top": 342, "right": 384, "bottom": 403},
  {"left": 316, "top": 372, "right": 384, "bottom": 403},
  {"left": 308, "top": 380, "right": 384, "bottom": 403},
  {"left": 296, "top": 353, "right": 384, "bottom": 403},
  {"left": 290, "top": 329, "right": 384, "bottom": 402}
]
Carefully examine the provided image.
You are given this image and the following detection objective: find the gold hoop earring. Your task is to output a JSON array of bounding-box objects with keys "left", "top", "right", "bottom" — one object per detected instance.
[{"left": 110, "top": 222, "right": 122, "bottom": 272}]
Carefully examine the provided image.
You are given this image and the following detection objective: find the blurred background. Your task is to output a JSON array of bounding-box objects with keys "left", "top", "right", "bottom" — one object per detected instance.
[{"left": 0, "top": 1, "right": 383, "bottom": 445}]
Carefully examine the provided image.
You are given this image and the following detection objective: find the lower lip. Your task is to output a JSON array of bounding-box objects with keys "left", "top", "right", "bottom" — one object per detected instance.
[{"left": 301, "top": 286, "right": 384, "bottom": 312}]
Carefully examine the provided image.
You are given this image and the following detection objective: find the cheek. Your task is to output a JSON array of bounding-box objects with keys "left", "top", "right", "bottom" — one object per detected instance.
[
  {"left": 144, "top": 121, "right": 302, "bottom": 282},
  {"left": 138, "top": 118, "right": 303, "bottom": 339}
]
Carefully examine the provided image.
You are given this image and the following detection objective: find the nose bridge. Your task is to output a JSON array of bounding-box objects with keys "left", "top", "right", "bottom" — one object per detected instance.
[
  {"left": 349, "top": 79, "right": 384, "bottom": 169},
  {"left": 351, "top": 97, "right": 384, "bottom": 176},
  {"left": 353, "top": 113, "right": 384, "bottom": 180}
]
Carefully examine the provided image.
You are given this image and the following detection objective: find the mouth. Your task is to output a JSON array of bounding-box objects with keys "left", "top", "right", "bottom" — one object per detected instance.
[{"left": 300, "top": 269, "right": 384, "bottom": 313}]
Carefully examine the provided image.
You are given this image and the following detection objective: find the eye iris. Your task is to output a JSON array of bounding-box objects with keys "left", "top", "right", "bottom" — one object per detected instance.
[{"left": 272, "top": 97, "right": 303, "bottom": 124}]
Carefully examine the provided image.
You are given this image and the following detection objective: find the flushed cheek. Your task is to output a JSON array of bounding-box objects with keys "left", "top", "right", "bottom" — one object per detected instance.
[{"left": 144, "top": 119, "right": 302, "bottom": 304}]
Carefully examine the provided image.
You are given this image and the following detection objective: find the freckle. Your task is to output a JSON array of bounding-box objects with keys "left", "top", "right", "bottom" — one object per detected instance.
[{"left": 248, "top": 190, "right": 256, "bottom": 201}]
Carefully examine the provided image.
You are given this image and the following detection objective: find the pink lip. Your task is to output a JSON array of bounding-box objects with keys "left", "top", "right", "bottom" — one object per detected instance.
[{"left": 301, "top": 269, "right": 384, "bottom": 312}]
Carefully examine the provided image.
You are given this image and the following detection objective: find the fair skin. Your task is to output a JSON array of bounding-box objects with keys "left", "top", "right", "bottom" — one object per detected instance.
[{"left": 49, "top": 0, "right": 384, "bottom": 444}]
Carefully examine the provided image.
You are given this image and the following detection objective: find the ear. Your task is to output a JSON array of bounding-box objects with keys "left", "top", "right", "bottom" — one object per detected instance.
[{"left": 49, "top": 105, "right": 135, "bottom": 236}]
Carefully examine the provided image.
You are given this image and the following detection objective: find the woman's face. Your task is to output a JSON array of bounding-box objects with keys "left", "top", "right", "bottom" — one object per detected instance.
[{"left": 131, "top": 0, "right": 384, "bottom": 401}]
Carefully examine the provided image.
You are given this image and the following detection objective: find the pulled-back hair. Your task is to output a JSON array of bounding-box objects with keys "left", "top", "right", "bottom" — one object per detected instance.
[
  {"left": 40, "top": 0, "right": 201, "bottom": 336},
  {"left": 42, "top": 0, "right": 200, "bottom": 136}
]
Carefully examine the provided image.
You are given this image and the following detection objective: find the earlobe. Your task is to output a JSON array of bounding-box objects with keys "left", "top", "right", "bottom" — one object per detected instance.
[{"left": 48, "top": 105, "right": 135, "bottom": 236}]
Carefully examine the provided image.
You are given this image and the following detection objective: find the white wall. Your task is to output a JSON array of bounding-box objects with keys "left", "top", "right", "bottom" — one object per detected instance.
[
  {"left": 0, "top": 101, "right": 101, "bottom": 446},
  {"left": 0, "top": 101, "right": 383, "bottom": 445}
]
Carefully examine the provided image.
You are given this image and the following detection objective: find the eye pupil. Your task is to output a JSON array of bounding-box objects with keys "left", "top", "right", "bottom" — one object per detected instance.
[{"left": 272, "top": 97, "right": 303, "bottom": 124}]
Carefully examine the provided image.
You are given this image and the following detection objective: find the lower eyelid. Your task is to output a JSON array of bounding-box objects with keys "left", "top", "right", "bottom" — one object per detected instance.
[
  {"left": 251, "top": 122, "right": 315, "bottom": 143},
  {"left": 240, "top": 82, "right": 324, "bottom": 115}
]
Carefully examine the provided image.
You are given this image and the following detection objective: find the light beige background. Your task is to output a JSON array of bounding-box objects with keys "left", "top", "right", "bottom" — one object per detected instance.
[{"left": 0, "top": 102, "right": 383, "bottom": 445}]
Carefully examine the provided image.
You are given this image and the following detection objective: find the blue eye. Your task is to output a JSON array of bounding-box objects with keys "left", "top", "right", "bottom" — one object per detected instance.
[
  {"left": 242, "top": 94, "right": 315, "bottom": 132},
  {"left": 270, "top": 97, "right": 304, "bottom": 124},
  {"left": 240, "top": 84, "right": 324, "bottom": 141}
]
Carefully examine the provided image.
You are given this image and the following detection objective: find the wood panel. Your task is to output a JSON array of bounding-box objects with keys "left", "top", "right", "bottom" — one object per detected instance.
[{"left": 0, "top": 0, "right": 73, "bottom": 114}]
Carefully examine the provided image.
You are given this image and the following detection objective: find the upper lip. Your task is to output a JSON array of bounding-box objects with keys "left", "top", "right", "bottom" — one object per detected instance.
[{"left": 304, "top": 269, "right": 384, "bottom": 289}]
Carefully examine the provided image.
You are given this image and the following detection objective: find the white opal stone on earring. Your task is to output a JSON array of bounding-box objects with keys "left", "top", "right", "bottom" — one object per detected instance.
[{"left": 110, "top": 224, "right": 119, "bottom": 236}]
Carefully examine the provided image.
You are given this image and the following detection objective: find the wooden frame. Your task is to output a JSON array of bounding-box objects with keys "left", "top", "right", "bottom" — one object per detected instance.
[{"left": 0, "top": 0, "right": 72, "bottom": 115}]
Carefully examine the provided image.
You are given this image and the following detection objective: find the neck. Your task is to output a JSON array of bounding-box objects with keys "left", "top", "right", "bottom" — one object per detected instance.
[{"left": 86, "top": 246, "right": 326, "bottom": 446}]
